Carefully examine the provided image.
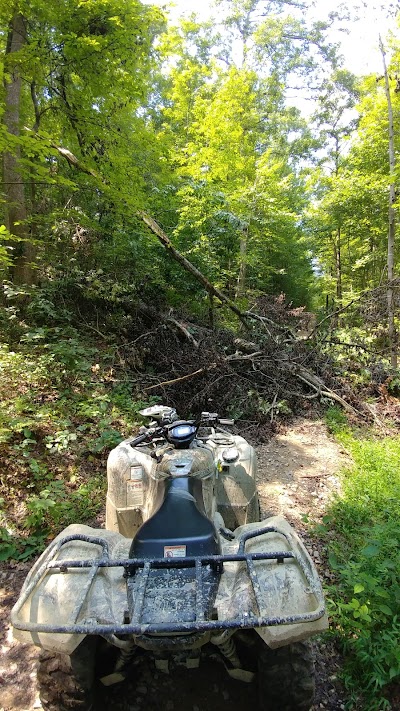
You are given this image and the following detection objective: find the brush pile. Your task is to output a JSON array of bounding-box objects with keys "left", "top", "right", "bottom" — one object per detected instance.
[{"left": 118, "top": 296, "right": 363, "bottom": 434}]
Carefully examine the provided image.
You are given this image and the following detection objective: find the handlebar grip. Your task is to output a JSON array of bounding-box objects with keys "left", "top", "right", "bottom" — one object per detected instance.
[
  {"left": 129, "top": 431, "right": 151, "bottom": 447},
  {"left": 218, "top": 418, "right": 234, "bottom": 426}
]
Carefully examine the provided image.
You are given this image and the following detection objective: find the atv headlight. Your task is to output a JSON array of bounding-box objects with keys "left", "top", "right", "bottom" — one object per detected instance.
[{"left": 221, "top": 447, "right": 239, "bottom": 463}]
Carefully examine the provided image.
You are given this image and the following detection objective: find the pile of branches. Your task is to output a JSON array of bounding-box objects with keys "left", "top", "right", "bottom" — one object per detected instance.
[{"left": 118, "top": 298, "right": 363, "bottom": 431}]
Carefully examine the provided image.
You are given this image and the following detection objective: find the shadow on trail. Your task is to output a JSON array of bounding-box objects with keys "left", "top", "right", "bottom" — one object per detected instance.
[{"left": 100, "top": 655, "right": 258, "bottom": 711}]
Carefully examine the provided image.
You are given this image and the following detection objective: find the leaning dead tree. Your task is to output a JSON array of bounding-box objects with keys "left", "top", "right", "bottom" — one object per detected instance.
[
  {"left": 137, "top": 211, "right": 249, "bottom": 328},
  {"left": 45, "top": 141, "right": 247, "bottom": 327}
]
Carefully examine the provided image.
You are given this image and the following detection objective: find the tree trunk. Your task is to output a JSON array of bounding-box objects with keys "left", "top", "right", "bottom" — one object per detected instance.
[
  {"left": 2, "top": 14, "right": 36, "bottom": 284},
  {"left": 331, "top": 230, "right": 342, "bottom": 330},
  {"left": 335, "top": 229, "right": 342, "bottom": 302},
  {"left": 235, "top": 225, "right": 248, "bottom": 299},
  {"left": 380, "top": 35, "right": 397, "bottom": 368}
]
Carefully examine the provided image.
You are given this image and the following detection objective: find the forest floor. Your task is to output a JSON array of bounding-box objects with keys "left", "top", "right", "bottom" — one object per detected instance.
[{"left": 0, "top": 417, "right": 349, "bottom": 711}]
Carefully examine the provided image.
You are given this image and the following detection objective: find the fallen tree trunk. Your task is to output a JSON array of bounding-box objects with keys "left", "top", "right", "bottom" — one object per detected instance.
[{"left": 138, "top": 211, "right": 249, "bottom": 327}]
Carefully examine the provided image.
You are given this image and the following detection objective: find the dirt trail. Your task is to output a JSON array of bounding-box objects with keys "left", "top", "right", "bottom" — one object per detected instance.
[
  {"left": 0, "top": 418, "right": 347, "bottom": 711},
  {"left": 257, "top": 417, "right": 347, "bottom": 526}
]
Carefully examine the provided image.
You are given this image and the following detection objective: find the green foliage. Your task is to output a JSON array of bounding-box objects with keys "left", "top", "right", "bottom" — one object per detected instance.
[
  {"left": 25, "top": 476, "right": 105, "bottom": 532},
  {"left": 0, "top": 527, "right": 48, "bottom": 561},
  {"left": 0, "top": 0, "right": 398, "bottom": 324},
  {"left": 0, "top": 225, "right": 13, "bottom": 271},
  {"left": 308, "top": 57, "right": 400, "bottom": 312},
  {"left": 0, "top": 288, "right": 150, "bottom": 561},
  {"left": 0, "top": 475, "right": 106, "bottom": 560},
  {"left": 319, "top": 425, "right": 400, "bottom": 709},
  {"left": 325, "top": 406, "right": 350, "bottom": 436},
  {"left": 149, "top": 4, "right": 332, "bottom": 306}
]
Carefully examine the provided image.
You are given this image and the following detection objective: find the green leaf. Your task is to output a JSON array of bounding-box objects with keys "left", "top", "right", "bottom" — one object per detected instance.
[
  {"left": 354, "top": 583, "right": 365, "bottom": 594},
  {"left": 361, "top": 544, "right": 380, "bottom": 558},
  {"left": 0, "top": 544, "right": 18, "bottom": 560}
]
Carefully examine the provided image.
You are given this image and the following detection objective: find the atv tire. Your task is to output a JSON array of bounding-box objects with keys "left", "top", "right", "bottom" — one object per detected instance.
[
  {"left": 37, "top": 637, "right": 97, "bottom": 711},
  {"left": 257, "top": 640, "right": 315, "bottom": 711}
]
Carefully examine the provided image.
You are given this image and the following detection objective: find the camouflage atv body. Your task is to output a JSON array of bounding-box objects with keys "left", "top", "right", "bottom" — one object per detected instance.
[{"left": 12, "top": 407, "right": 327, "bottom": 710}]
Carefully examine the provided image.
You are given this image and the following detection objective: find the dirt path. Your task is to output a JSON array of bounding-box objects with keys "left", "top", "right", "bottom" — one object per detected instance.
[
  {"left": 0, "top": 418, "right": 348, "bottom": 711},
  {"left": 257, "top": 417, "right": 347, "bottom": 526}
]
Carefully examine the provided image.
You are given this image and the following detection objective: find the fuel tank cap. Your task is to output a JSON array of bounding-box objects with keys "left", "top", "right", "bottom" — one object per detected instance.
[{"left": 221, "top": 447, "right": 239, "bottom": 463}]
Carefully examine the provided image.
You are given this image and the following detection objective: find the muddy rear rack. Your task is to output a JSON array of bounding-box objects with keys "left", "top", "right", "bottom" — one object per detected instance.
[{"left": 12, "top": 527, "right": 325, "bottom": 636}]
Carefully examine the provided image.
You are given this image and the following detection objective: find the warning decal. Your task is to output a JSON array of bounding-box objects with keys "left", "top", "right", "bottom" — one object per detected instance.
[
  {"left": 164, "top": 545, "right": 187, "bottom": 558},
  {"left": 126, "top": 480, "right": 144, "bottom": 507}
]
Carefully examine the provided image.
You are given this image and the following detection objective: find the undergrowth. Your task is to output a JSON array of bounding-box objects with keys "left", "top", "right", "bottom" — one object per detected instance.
[
  {"left": 321, "top": 407, "right": 400, "bottom": 710},
  {"left": 0, "top": 289, "right": 154, "bottom": 560}
]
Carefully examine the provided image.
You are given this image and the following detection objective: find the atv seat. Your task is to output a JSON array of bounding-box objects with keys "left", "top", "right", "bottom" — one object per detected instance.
[{"left": 129, "top": 476, "right": 220, "bottom": 559}]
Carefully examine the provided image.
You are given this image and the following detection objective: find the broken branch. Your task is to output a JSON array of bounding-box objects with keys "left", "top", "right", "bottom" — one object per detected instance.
[
  {"left": 144, "top": 366, "right": 216, "bottom": 391},
  {"left": 166, "top": 317, "right": 199, "bottom": 348}
]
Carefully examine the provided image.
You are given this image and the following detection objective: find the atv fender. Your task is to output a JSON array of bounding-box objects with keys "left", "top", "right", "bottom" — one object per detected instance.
[
  {"left": 216, "top": 515, "right": 329, "bottom": 649},
  {"left": 12, "top": 524, "right": 130, "bottom": 655}
]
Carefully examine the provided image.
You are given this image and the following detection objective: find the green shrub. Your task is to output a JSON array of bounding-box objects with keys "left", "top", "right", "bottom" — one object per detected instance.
[
  {"left": 325, "top": 405, "right": 350, "bottom": 436},
  {"left": 321, "top": 430, "right": 400, "bottom": 710},
  {"left": 26, "top": 477, "right": 106, "bottom": 531},
  {"left": 0, "top": 308, "right": 146, "bottom": 560}
]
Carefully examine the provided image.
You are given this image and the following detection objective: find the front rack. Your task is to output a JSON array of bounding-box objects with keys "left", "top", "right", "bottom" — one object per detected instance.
[{"left": 12, "top": 528, "right": 325, "bottom": 636}]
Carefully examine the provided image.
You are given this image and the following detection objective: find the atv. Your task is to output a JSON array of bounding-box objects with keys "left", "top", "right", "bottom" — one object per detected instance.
[{"left": 12, "top": 405, "right": 328, "bottom": 710}]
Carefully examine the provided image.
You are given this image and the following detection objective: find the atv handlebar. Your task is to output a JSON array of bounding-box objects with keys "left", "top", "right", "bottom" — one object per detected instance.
[
  {"left": 197, "top": 412, "right": 234, "bottom": 426},
  {"left": 129, "top": 427, "right": 163, "bottom": 447},
  {"left": 129, "top": 413, "right": 234, "bottom": 447}
]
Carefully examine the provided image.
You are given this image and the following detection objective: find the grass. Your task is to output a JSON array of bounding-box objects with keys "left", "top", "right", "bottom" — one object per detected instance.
[{"left": 320, "top": 408, "right": 400, "bottom": 710}]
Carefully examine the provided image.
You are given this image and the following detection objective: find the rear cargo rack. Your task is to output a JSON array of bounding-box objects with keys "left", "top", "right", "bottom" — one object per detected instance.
[{"left": 12, "top": 527, "right": 325, "bottom": 636}]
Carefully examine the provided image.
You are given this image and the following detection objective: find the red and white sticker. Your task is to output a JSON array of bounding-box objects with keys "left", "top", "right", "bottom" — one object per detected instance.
[{"left": 164, "top": 545, "right": 187, "bottom": 558}]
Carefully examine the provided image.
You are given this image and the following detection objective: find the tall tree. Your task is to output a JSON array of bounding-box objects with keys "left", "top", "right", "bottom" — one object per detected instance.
[
  {"left": 153, "top": 2, "right": 339, "bottom": 305},
  {"left": 2, "top": 11, "right": 32, "bottom": 284},
  {"left": 308, "top": 69, "right": 360, "bottom": 312},
  {"left": 379, "top": 34, "right": 397, "bottom": 367}
]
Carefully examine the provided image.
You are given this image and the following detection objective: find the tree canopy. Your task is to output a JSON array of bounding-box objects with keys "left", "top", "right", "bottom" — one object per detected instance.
[{"left": 0, "top": 0, "right": 399, "bottom": 328}]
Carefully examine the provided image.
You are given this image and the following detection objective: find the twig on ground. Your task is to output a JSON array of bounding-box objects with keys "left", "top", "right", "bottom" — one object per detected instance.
[
  {"left": 226, "top": 351, "right": 264, "bottom": 362},
  {"left": 123, "top": 328, "right": 163, "bottom": 347}
]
